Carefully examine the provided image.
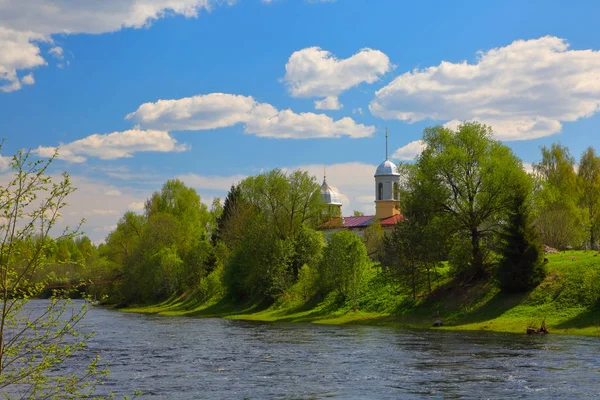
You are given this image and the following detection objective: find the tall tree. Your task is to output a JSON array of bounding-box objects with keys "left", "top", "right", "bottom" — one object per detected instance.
[
  {"left": 414, "top": 122, "right": 529, "bottom": 279},
  {"left": 497, "top": 192, "right": 546, "bottom": 292},
  {"left": 578, "top": 147, "right": 600, "bottom": 250},
  {"left": 533, "top": 144, "right": 583, "bottom": 249}
]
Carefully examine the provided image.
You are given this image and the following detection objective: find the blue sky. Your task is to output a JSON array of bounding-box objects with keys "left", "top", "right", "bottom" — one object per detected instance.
[{"left": 1, "top": 0, "right": 600, "bottom": 242}]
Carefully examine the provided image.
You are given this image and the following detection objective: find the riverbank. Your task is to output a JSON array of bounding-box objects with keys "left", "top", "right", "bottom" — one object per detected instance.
[{"left": 123, "top": 251, "right": 600, "bottom": 336}]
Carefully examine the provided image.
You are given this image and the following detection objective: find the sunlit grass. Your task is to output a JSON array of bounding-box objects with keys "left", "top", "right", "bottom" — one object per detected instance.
[{"left": 122, "top": 251, "right": 600, "bottom": 336}]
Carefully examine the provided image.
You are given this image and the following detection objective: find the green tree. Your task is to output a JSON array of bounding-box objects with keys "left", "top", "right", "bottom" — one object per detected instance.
[
  {"left": 319, "top": 230, "right": 370, "bottom": 309},
  {"left": 241, "top": 169, "right": 324, "bottom": 238},
  {"left": 415, "top": 122, "right": 529, "bottom": 279},
  {"left": 223, "top": 216, "right": 295, "bottom": 300},
  {"left": 497, "top": 192, "right": 546, "bottom": 292},
  {"left": 362, "top": 221, "right": 385, "bottom": 262},
  {"left": 353, "top": 210, "right": 365, "bottom": 217},
  {"left": 533, "top": 143, "right": 583, "bottom": 249},
  {"left": 578, "top": 147, "right": 600, "bottom": 250},
  {"left": 0, "top": 149, "right": 106, "bottom": 397}
]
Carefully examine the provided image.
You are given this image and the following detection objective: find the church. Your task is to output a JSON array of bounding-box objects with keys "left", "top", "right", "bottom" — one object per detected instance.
[{"left": 319, "top": 131, "right": 403, "bottom": 236}]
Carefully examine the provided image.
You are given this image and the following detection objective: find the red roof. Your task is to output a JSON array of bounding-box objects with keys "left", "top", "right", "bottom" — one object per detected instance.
[
  {"left": 319, "top": 214, "right": 403, "bottom": 230},
  {"left": 380, "top": 214, "right": 404, "bottom": 226}
]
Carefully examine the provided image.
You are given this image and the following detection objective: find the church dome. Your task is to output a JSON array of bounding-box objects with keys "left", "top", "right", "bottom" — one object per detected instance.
[
  {"left": 320, "top": 179, "right": 342, "bottom": 206},
  {"left": 375, "top": 159, "right": 399, "bottom": 177}
]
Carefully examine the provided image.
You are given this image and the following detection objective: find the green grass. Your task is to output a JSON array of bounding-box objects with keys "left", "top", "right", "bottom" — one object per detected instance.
[{"left": 122, "top": 251, "right": 600, "bottom": 336}]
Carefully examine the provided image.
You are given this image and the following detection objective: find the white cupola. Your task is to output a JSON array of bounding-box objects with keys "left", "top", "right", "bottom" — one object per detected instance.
[{"left": 374, "top": 128, "right": 401, "bottom": 219}]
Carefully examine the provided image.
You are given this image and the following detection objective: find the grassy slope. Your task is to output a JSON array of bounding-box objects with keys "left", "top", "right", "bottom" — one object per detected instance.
[{"left": 123, "top": 251, "right": 600, "bottom": 336}]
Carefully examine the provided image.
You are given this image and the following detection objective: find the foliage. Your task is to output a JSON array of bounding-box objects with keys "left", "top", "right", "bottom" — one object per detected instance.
[
  {"left": 383, "top": 215, "right": 442, "bottom": 299},
  {"left": 413, "top": 122, "right": 529, "bottom": 279},
  {"left": 362, "top": 220, "right": 384, "bottom": 262},
  {"left": 533, "top": 144, "right": 584, "bottom": 249},
  {"left": 319, "top": 230, "right": 371, "bottom": 309},
  {"left": 240, "top": 169, "right": 324, "bottom": 237},
  {"left": 578, "top": 147, "right": 600, "bottom": 250},
  {"left": 496, "top": 192, "right": 546, "bottom": 292},
  {"left": 0, "top": 149, "right": 107, "bottom": 398}
]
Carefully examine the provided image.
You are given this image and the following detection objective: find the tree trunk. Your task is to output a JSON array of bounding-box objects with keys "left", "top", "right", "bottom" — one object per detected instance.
[{"left": 471, "top": 228, "right": 484, "bottom": 279}]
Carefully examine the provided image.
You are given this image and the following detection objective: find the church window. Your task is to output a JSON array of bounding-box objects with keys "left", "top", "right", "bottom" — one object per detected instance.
[
  {"left": 393, "top": 182, "right": 399, "bottom": 200},
  {"left": 378, "top": 182, "right": 383, "bottom": 200}
]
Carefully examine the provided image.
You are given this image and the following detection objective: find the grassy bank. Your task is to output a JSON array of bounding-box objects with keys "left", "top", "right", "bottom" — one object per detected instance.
[{"left": 123, "top": 251, "right": 600, "bottom": 336}]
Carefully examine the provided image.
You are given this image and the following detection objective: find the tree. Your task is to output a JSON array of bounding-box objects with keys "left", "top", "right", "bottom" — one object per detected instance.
[
  {"left": 0, "top": 149, "right": 106, "bottom": 397},
  {"left": 414, "top": 122, "right": 529, "bottom": 279},
  {"left": 533, "top": 144, "right": 583, "bottom": 249},
  {"left": 353, "top": 210, "right": 365, "bottom": 217},
  {"left": 319, "top": 230, "right": 370, "bottom": 309},
  {"left": 578, "top": 147, "right": 600, "bottom": 250},
  {"left": 497, "top": 192, "right": 546, "bottom": 292},
  {"left": 362, "top": 221, "right": 385, "bottom": 262},
  {"left": 240, "top": 169, "right": 324, "bottom": 238}
]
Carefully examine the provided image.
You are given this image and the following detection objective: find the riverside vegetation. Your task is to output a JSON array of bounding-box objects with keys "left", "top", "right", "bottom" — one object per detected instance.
[{"left": 8, "top": 122, "right": 600, "bottom": 341}]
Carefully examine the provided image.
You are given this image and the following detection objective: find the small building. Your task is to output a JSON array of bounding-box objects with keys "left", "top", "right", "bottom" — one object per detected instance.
[{"left": 319, "top": 130, "right": 403, "bottom": 237}]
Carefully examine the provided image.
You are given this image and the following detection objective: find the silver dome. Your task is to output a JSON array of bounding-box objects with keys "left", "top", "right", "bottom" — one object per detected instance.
[
  {"left": 320, "top": 179, "right": 342, "bottom": 206},
  {"left": 375, "top": 159, "right": 399, "bottom": 176}
]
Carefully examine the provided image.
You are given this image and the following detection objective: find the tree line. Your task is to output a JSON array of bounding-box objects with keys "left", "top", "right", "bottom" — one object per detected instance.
[{"left": 18, "top": 121, "right": 600, "bottom": 307}]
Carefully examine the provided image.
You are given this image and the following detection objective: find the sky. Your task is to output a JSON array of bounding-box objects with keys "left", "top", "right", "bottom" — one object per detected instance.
[{"left": 1, "top": 0, "right": 600, "bottom": 242}]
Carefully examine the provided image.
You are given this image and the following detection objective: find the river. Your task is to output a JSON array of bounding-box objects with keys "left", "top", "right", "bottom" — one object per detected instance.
[{"left": 10, "top": 301, "right": 600, "bottom": 399}]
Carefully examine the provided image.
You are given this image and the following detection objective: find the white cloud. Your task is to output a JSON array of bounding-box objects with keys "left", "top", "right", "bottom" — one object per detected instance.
[
  {"left": 284, "top": 47, "right": 392, "bottom": 109},
  {"left": 21, "top": 73, "right": 34, "bottom": 85},
  {"left": 105, "top": 189, "right": 122, "bottom": 196},
  {"left": 370, "top": 36, "right": 600, "bottom": 141},
  {"left": 49, "top": 46, "right": 63, "bottom": 59},
  {"left": 86, "top": 209, "right": 120, "bottom": 216},
  {"left": 0, "top": 27, "right": 46, "bottom": 92},
  {"left": 34, "top": 128, "right": 188, "bottom": 163},
  {"left": 126, "top": 93, "right": 375, "bottom": 139},
  {"left": 128, "top": 202, "right": 145, "bottom": 212},
  {"left": 0, "top": 155, "right": 12, "bottom": 171},
  {"left": 315, "top": 96, "right": 342, "bottom": 110},
  {"left": 392, "top": 140, "right": 427, "bottom": 161},
  {"left": 0, "top": 1, "right": 232, "bottom": 91},
  {"left": 352, "top": 108, "right": 363, "bottom": 115},
  {"left": 522, "top": 162, "right": 534, "bottom": 174},
  {"left": 177, "top": 173, "right": 247, "bottom": 191}
]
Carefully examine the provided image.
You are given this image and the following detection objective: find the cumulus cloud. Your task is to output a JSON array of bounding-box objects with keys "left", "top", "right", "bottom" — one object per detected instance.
[
  {"left": 315, "top": 96, "right": 342, "bottom": 110},
  {"left": 34, "top": 128, "right": 188, "bottom": 163},
  {"left": 126, "top": 93, "right": 375, "bottom": 139},
  {"left": 0, "top": 1, "right": 232, "bottom": 91},
  {"left": 284, "top": 47, "right": 392, "bottom": 109},
  {"left": 128, "top": 202, "right": 145, "bottom": 212},
  {"left": 177, "top": 173, "right": 247, "bottom": 191},
  {"left": 0, "top": 27, "right": 46, "bottom": 92},
  {"left": 392, "top": 140, "right": 427, "bottom": 160},
  {"left": 370, "top": 36, "right": 600, "bottom": 141},
  {"left": 49, "top": 46, "right": 64, "bottom": 59},
  {"left": 21, "top": 73, "right": 34, "bottom": 85}
]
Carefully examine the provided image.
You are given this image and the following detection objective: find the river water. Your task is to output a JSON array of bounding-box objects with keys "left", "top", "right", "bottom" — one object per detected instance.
[{"left": 13, "top": 302, "right": 600, "bottom": 399}]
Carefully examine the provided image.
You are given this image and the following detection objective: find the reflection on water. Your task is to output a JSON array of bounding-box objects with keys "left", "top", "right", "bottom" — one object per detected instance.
[{"left": 13, "top": 301, "right": 600, "bottom": 399}]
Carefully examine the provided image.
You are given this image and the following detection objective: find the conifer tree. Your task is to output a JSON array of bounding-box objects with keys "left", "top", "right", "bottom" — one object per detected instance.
[{"left": 497, "top": 192, "right": 546, "bottom": 292}]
